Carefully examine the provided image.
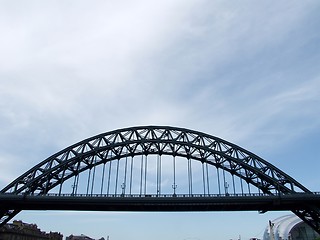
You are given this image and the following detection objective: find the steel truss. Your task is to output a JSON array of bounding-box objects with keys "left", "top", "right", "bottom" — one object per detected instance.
[{"left": 1, "top": 126, "right": 319, "bottom": 232}]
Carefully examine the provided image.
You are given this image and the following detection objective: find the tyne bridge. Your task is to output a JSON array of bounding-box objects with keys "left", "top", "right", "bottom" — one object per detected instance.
[{"left": 1, "top": 126, "right": 320, "bottom": 233}]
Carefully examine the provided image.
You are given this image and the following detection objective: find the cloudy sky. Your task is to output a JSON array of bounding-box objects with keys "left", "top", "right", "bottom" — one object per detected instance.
[{"left": 1, "top": 0, "right": 320, "bottom": 239}]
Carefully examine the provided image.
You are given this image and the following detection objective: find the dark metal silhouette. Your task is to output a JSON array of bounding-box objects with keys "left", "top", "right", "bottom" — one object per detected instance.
[{"left": 1, "top": 126, "right": 319, "bottom": 233}]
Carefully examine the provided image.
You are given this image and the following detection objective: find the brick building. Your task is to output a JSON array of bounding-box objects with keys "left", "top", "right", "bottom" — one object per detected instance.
[{"left": 0, "top": 220, "right": 63, "bottom": 240}]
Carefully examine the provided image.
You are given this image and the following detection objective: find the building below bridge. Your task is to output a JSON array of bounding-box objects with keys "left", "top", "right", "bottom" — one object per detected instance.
[
  {"left": 0, "top": 220, "right": 63, "bottom": 240},
  {"left": 263, "top": 215, "right": 319, "bottom": 240},
  {"left": 66, "top": 234, "right": 105, "bottom": 240}
]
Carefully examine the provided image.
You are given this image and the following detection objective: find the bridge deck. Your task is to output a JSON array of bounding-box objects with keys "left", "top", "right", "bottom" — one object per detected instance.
[{"left": 1, "top": 193, "right": 319, "bottom": 212}]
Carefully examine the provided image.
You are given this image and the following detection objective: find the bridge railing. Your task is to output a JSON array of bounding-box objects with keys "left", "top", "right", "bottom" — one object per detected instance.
[{"left": 2, "top": 192, "right": 320, "bottom": 198}]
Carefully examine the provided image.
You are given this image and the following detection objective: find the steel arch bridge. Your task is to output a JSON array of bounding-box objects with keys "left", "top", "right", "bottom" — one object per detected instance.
[{"left": 1, "top": 126, "right": 320, "bottom": 232}]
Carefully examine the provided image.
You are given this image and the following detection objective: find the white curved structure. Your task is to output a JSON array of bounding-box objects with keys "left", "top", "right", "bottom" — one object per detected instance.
[{"left": 263, "top": 215, "right": 319, "bottom": 240}]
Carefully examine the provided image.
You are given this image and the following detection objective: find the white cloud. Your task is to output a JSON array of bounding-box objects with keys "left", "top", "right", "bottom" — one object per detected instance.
[
  {"left": 1, "top": 0, "right": 319, "bottom": 175},
  {"left": 1, "top": 1, "right": 320, "bottom": 238},
  {"left": 0, "top": 153, "right": 30, "bottom": 186}
]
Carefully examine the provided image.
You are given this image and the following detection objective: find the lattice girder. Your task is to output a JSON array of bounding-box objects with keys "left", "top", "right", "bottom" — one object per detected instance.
[
  {"left": 1, "top": 126, "right": 310, "bottom": 195},
  {"left": 1, "top": 126, "right": 318, "bottom": 231}
]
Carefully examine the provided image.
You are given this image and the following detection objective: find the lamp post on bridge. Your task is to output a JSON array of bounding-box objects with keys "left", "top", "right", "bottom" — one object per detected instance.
[
  {"left": 121, "top": 183, "right": 126, "bottom": 197},
  {"left": 172, "top": 184, "right": 177, "bottom": 197},
  {"left": 225, "top": 181, "right": 229, "bottom": 196}
]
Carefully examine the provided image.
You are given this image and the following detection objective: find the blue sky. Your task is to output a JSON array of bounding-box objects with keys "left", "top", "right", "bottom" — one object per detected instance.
[{"left": 1, "top": 0, "right": 320, "bottom": 239}]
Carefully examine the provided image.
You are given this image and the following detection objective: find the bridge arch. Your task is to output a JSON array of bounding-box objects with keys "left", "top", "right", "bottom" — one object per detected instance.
[{"left": 1, "top": 126, "right": 319, "bottom": 232}]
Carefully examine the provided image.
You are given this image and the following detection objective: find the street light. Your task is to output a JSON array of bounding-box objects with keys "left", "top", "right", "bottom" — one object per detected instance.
[
  {"left": 172, "top": 184, "right": 177, "bottom": 197},
  {"left": 121, "top": 183, "right": 126, "bottom": 196}
]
